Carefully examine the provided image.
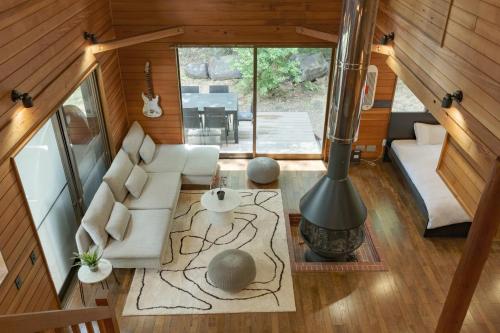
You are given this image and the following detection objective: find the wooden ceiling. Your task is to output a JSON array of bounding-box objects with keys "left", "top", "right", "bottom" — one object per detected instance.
[{"left": 109, "top": 0, "right": 343, "bottom": 43}]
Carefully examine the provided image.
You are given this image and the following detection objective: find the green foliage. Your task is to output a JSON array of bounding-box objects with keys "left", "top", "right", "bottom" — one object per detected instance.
[
  {"left": 231, "top": 48, "right": 303, "bottom": 97},
  {"left": 73, "top": 250, "right": 102, "bottom": 268}
]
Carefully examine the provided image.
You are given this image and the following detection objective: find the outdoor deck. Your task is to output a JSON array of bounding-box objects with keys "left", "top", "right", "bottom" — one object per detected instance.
[{"left": 186, "top": 112, "right": 322, "bottom": 154}]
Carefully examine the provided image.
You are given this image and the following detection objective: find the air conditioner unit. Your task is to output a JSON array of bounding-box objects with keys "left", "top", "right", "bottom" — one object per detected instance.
[{"left": 361, "top": 65, "right": 378, "bottom": 110}]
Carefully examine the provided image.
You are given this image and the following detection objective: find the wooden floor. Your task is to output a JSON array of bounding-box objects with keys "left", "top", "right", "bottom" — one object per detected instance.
[
  {"left": 186, "top": 112, "right": 322, "bottom": 154},
  {"left": 63, "top": 160, "right": 500, "bottom": 332}
]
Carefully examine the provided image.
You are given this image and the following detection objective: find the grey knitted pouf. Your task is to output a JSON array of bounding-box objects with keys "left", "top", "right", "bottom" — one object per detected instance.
[
  {"left": 207, "top": 249, "right": 256, "bottom": 292},
  {"left": 247, "top": 157, "right": 280, "bottom": 184}
]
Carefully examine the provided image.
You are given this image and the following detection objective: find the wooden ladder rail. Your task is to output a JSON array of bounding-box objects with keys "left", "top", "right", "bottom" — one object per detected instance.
[{"left": 0, "top": 299, "right": 119, "bottom": 333}]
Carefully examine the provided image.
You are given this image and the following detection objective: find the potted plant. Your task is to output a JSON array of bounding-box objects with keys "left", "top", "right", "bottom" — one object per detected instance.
[
  {"left": 73, "top": 250, "right": 102, "bottom": 272},
  {"left": 216, "top": 176, "right": 227, "bottom": 200}
]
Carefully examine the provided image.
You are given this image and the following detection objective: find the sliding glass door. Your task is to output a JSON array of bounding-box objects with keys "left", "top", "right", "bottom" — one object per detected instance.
[
  {"left": 256, "top": 48, "right": 331, "bottom": 156},
  {"left": 177, "top": 47, "right": 332, "bottom": 158},
  {"left": 57, "top": 73, "right": 111, "bottom": 210},
  {"left": 15, "top": 119, "right": 80, "bottom": 293},
  {"left": 177, "top": 47, "right": 254, "bottom": 156},
  {"left": 14, "top": 71, "right": 110, "bottom": 296}
]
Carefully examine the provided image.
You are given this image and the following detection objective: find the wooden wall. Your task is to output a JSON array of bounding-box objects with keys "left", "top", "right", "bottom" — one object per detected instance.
[
  {"left": 378, "top": 0, "right": 500, "bottom": 215},
  {"left": 0, "top": 160, "right": 59, "bottom": 313},
  {"left": 0, "top": 0, "right": 126, "bottom": 313},
  {"left": 117, "top": 45, "right": 182, "bottom": 144},
  {"left": 96, "top": 51, "right": 129, "bottom": 155},
  {"left": 355, "top": 51, "right": 396, "bottom": 159},
  {"left": 110, "top": 0, "right": 344, "bottom": 144},
  {"left": 438, "top": 136, "right": 487, "bottom": 217}
]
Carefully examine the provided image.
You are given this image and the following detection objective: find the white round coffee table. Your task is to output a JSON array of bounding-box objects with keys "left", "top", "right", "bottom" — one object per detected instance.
[
  {"left": 201, "top": 188, "right": 241, "bottom": 226},
  {"left": 77, "top": 259, "right": 118, "bottom": 305}
]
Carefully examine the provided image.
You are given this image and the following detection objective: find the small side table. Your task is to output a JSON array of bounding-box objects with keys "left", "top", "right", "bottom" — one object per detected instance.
[
  {"left": 77, "top": 259, "right": 118, "bottom": 306},
  {"left": 201, "top": 188, "right": 241, "bottom": 226}
]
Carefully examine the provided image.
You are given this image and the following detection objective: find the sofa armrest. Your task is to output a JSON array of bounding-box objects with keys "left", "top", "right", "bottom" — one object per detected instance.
[{"left": 76, "top": 225, "right": 93, "bottom": 254}]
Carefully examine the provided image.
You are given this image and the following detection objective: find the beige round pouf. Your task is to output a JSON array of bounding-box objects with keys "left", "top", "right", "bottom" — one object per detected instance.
[
  {"left": 247, "top": 157, "right": 280, "bottom": 184},
  {"left": 207, "top": 249, "right": 256, "bottom": 292}
]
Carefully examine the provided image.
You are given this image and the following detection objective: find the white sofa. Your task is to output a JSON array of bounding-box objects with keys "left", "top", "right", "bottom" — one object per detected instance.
[{"left": 75, "top": 122, "right": 220, "bottom": 268}]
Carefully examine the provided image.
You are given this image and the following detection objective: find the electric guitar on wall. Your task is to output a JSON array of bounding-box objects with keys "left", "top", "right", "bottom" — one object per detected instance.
[{"left": 142, "top": 61, "right": 163, "bottom": 118}]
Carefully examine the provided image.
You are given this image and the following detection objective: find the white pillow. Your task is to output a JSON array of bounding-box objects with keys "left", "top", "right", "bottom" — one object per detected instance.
[
  {"left": 122, "top": 121, "right": 145, "bottom": 164},
  {"left": 103, "top": 149, "right": 134, "bottom": 202},
  {"left": 105, "top": 202, "right": 130, "bottom": 241},
  {"left": 125, "top": 165, "right": 148, "bottom": 198},
  {"left": 82, "top": 183, "right": 115, "bottom": 248},
  {"left": 414, "top": 122, "right": 446, "bottom": 145},
  {"left": 139, "top": 134, "right": 156, "bottom": 164}
]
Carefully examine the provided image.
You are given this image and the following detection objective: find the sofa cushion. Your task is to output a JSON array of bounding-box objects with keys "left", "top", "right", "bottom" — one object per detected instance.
[
  {"left": 124, "top": 172, "right": 181, "bottom": 210},
  {"left": 125, "top": 165, "right": 148, "bottom": 198},
  {"left": 122, "top": 122, "right": 145, "bottom": 164},
  {"left": 103, "top": 149, "right": 134, "bottom": 202},
  {"left": 183, "top": 145, "right": 220, "bottom": 176},
  {"left": 102, "top": 209, "right": 171, "bottom": 262},
  {"left": 105, "top": 202, "right": 131, "bottom": 241},
  {"left": 81, "top": 182, "right": 115, "bottom": 248},
  {"left": 140, "top": 144, "right": 188, "bottom": 173},
  {"left": 139, "top": 135, "right": 156, "bottom": 164}
]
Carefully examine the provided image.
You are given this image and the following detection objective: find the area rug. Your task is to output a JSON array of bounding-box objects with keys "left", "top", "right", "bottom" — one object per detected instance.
[
  {"left": 286, "top": 214, "right": 387, "bottom": 272},
  {"left": 123, "top": 190, "right": 296, "bottom": 316}
]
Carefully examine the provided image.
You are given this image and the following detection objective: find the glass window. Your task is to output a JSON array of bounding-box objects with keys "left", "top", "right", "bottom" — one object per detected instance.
[{"left": 391, "top": 78, "right": 426, "bottom": 112}]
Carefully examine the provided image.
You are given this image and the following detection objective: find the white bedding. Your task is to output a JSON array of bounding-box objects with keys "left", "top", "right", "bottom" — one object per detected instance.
[{"left": 391, "top": 140, "right": 470, "bottom": 229}]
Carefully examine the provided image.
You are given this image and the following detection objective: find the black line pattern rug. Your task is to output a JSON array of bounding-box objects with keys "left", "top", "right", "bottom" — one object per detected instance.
[{"left": 123, "top": 190, "right": 296, "bottom": 315}]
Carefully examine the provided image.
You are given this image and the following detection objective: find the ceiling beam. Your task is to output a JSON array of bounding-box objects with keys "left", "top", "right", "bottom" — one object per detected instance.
[
  {"left": 295, "top": 26, "right": 338, "bottom": 43},
  {"left": 89, "top": 27, "right": 184, "bottom": 54},
  {"left": 436, "top": 158, "right": 500, "bottom": 332},
  {"left": 295, "top": 26, "right": 393, "bottom": 55}
]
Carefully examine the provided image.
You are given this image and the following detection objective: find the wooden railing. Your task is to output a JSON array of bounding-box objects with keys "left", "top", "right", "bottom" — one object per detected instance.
[{"left": 0, "top": 299, "right": 119, "bottom": 333}]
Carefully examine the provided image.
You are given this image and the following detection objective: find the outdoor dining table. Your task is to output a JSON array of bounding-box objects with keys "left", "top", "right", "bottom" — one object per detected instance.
[{"left": 181, "top": 92, "right": 239, "bottom": 143}]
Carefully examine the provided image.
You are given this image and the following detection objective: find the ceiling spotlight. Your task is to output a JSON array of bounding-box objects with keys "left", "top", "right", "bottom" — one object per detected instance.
[
  {"left": 83, "top": 31, "right": 98, "bottom": 44},
  {"left": 380, "top": 32, "right": 395, "bottom": 45},
  {"left": 441, "top": 90, "right": 463, "bottom": 108},
  {"left": 11, "top": 90, "right": 34, "bottom": 108}
]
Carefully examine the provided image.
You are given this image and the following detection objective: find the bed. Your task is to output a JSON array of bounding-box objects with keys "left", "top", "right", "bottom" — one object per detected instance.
[{"left": 385, "top": 112, "right": 471, "bottom": 237}]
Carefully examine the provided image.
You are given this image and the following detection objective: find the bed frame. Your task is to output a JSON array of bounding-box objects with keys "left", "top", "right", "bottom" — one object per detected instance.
[{"left": 384, "top": 112, "right": 471, "bottom": 238}]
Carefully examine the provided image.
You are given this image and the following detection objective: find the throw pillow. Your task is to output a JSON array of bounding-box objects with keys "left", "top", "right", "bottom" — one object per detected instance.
[
  {"left": 125, "top": 165, "right": 148, "bottom": 198},
  {"left": 105, "top": 202, "right": 131, "bottom": 241},
  {"left": 139, "top": 134, "right": 156, "bottom": 164},
  {"left": 103, "top": 149, "right": 134, "bottom": 202},
  {"left": 81, "top": 182, "right": 115, "bottom": 248},
  {"left": 414, "top": 122, "right": 446, "bottom": 145},
  {"left": 122, "top": 121, "right": 145, "bottom": 164}
]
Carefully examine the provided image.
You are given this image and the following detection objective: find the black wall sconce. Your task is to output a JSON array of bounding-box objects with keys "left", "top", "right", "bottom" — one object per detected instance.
[
  {"left": 11, "top": 90, "right": 34, "bottom": 108},
  {"left": 380, "top": 32, "right": 395, "bottom": 45},
  {"left": 83, "top": 31, "right": 98, "bottom": 44},
  {"left": 441, "top": 90, "right": 463, "bottom": 108}
]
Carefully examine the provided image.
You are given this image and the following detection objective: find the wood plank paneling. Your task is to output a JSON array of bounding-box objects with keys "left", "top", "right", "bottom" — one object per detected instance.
[
  {"left": 438, "top": 136, "right": 487, "bottom": 217},
  {"left": 378, "top": 0, "right": 500, "bottom": 219},
  {"left": 118, "top": 44, "right": 182, "bottom": 143},
  {"left": 0, "top": 0, "right": 126, "bottom": 314},
  {"left": 381, "top": 0, "right": 452, "bottom": 43}
]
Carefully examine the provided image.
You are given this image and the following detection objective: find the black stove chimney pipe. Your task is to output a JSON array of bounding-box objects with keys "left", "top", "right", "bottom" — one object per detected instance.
[{"left": 299, "top": 0, "right": 379, "bottom": 261}]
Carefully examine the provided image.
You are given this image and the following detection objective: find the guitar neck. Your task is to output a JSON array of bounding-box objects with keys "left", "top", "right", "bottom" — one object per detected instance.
[{"left": 145, "top": 71, "right": 154, "bottom": 99}]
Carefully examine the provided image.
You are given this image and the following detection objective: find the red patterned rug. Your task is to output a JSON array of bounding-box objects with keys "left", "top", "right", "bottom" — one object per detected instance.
[{"left": 286, "top": 214, "right": 387, "bottom": 272}]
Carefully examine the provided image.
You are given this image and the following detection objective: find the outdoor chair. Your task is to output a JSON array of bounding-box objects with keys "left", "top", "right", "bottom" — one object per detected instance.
[
  {"left": 238, "top": 101, "right": 254, "bottom": 123},
  {"left": 209, "top": 85, "right": 229, "bottom": 93},
  {"left": 204, "top": 107, "right": 229, "bottom": 145},
  {"left": 183, "top": 107, "right": 203, "bottom": 143},
  {"left": 181, "top": 86, "right": 200, "bottom": 93}
]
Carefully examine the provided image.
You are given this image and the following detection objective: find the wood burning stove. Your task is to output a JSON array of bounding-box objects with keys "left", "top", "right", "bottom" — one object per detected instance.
[{"left": 299, "top": 0, "right": 379, "bottom": 261}]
